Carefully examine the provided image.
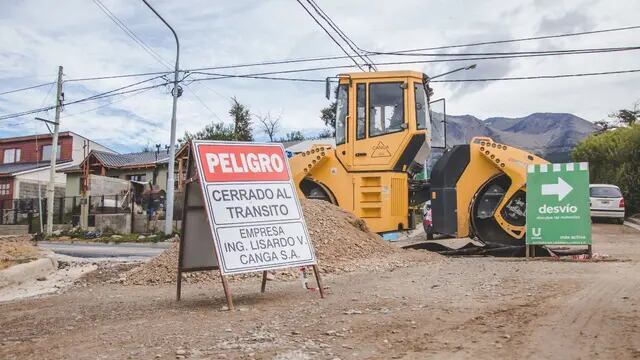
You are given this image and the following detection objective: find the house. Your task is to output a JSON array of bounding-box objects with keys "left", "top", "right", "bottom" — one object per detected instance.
[
  {"left": 62, "top": 149, "right": 172, "bottom": 197},
  {"left": 0, "top": 132, "right": 113, "bottom": 207}
]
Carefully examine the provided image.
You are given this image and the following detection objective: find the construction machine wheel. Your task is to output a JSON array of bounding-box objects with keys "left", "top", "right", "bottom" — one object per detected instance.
[
  {"left": 470, "top": 174, "right": 526, "bottom": 247},
  {"left": 299, "top": 179, "right": 337, "bottom": 204}
]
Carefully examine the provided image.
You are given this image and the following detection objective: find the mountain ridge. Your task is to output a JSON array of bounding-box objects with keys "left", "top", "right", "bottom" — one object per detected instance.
[{"left": 441, "top": 112, "right": 596, "bottom": 162}]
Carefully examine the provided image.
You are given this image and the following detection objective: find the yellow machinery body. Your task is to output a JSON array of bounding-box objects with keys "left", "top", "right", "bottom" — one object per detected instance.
[
  {"left": 289, "top": 71, "right": 429, "bottom": 233},
  {"left": 288, "top": 70, "right": 550, "bottom": 244}
]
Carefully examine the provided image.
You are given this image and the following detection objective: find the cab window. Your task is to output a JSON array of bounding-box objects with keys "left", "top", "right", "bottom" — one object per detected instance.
[
  {"left": 414, "top": 82, "right": 429, "bottom": 130},
  {"left": 335, "top": 84, "right": 348, "bottom": 145},
  {"left": 356, "top": 84, "right": 366, "bottom": 140},
  {"left": 369, "top": 82, "right": 404, "bottom": 137}
]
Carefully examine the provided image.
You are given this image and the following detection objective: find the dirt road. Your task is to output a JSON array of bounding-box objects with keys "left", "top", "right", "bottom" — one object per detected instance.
[{"left": 1, "top": 223, "right": 639, "bottom": 359}]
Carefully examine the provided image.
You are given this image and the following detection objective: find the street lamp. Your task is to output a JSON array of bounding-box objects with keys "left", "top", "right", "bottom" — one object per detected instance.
[
  {"left": 429, "top": 64, "right": 477, "bottom": 80},
  {"left": 141, "top": 0, "right": 180, "bottom": 235}
]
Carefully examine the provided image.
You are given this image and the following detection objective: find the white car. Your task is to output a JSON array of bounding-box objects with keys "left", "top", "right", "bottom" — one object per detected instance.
[{"left": 590, "top": 184, "right": 625, "bottom": 224}]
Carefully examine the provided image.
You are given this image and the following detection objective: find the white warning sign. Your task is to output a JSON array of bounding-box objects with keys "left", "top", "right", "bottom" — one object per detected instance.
[{"left": 192, "top": 141, "right": 316, "bottom": 275}]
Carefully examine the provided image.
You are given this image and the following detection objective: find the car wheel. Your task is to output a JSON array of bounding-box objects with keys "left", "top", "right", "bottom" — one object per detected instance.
[{"left": 617, "top": 218, "right": 625, "bottom": 225}]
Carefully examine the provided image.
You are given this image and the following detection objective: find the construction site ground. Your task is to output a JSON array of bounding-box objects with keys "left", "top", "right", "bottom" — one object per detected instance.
[{"left": 1, "top": 222, "right": 639, "bottom": 360}]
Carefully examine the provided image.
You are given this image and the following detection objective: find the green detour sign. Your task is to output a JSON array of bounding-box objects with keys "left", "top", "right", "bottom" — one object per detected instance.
[{"left": 526, "top": 162, "right": 592, "bottom": 245}]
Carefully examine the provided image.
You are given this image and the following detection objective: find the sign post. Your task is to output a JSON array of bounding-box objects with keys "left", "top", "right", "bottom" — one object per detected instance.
[
  {"left": 177, "top": 141, "right": 323, "bottom": 309},
  {"left": 526, "top": 162, "right": 592, "bottom": 257}
]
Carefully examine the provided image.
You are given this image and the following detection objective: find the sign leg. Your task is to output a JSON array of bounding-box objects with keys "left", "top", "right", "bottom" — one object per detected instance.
[
  {"left": 220, "top": 273, "right": 234, "bottom": 310},
  {"left": 261, "top": 271, "right": 268, "bottom": 293},
  {"left": 525, "top": 245, "right": 530, "bottom": 258},
  {"left": 176, "top": 270, "right": 182, "bottom": 301},
  {"left": 588, "top": 244, "right": 592, "bottom": 259},
  {"left": 312, "top": 265, "right": 325, "bottom": 299}
]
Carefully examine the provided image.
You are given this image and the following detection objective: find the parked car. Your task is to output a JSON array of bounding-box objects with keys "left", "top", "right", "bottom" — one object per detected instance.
[
  {"left": 589, "top": 184, "right": 625, "bottom": 224},
  {"left": 423, "top": 201, "right": 433, "bottom": 239}
]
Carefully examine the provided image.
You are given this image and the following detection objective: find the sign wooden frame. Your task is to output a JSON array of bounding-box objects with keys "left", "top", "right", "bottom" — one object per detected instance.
[{"left": 176, "top": 141, "right": 324, "bottom": 310}]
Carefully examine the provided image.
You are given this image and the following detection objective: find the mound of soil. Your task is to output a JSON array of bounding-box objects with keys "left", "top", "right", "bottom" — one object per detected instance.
[{"left": 121, "top": 199, "right": 407, "bottom": 285}]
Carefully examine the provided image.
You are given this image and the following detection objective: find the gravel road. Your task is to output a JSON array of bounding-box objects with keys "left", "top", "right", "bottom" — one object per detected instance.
[{"left": 1, "top": 223, "right": 638, "bottom": 359}]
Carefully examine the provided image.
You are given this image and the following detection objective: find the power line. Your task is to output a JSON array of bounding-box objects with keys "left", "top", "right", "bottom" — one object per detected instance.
[
  {"left": 366, "top": 45, "right": 640, "bottom": 57},
  {"left": 64, "top": 70, "right": 172, "bottom": 83},
  {"left": 92, "top": 0, "right": 172, "bottom": 69},
  {"left": 368, "top": 25, "right": 640, "bottom": 55},
  {"left": 0, "top": 81, "right": 56, "bottom": 96},
  {"left": 305, "top": 0, "right": 376, "bottom": 70},
  {"left": 92, "top": 0, "right": 226, "bottom": 121},
  {"left": 61, "top": 86, "right": 156, "bottom": 119},
  {"left": 295, "top": 0, "right": 366, "bottom": 71},
  {"left": 187, "top": 24, "right": 640, "bottom": 72},
  {"left": 431, "top": 68, "right": 640, "bottom": 82},
  {"left": 0, "top": 80, "right": 170, "bottom": 121}
]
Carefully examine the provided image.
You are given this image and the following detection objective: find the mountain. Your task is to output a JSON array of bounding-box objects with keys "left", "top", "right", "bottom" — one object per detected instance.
[{"left": 439, "top": 112, "right": 597, "bottom": 162}]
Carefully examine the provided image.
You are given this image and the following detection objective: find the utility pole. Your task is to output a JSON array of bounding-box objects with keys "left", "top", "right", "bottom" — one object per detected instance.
[
  {"left": 46, "top": 65, "right": 63, "bottom": 235},
  {"left": 142, "top": 0, "right": 180, "bottom": 235}
]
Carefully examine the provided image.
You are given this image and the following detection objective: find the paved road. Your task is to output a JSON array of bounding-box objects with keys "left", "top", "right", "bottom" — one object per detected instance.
[{"left": 38, "top": 241, "right": 170, "bottom": 258}]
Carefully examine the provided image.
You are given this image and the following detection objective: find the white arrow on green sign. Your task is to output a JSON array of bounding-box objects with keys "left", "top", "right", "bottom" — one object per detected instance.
[
  {"left": 541, "top": 177, "right": 573, "bottom": 201},
  {"left": 526, "top": 162, "right": 591, "bottom": 245}
]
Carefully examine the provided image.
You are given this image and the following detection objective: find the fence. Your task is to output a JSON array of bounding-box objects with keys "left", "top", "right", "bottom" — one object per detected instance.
[{"left": 0, "top": 192, "right": 183, "bottom": 233}]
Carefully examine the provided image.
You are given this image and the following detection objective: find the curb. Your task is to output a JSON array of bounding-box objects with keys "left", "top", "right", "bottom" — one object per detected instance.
[
  {"left": 626, "top": 217, "right": 640, "bottom": 226},
  {"left": 0, "top": 257, "right": 58, "bottom": 288}
]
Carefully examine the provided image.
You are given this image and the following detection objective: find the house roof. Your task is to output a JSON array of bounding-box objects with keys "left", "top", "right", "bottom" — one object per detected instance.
[
  {"left": 0, "top": 160, "right": 73, "bottom": 177},
  {"left": 62, "top": 150, "right": 172, "bottom": 173},
  {"left": 91, "top": 150, "right": 171, "bottom": 168}
]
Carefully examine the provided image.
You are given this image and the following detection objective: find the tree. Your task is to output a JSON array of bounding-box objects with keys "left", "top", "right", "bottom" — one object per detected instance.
[
  {"left": 229, "top": 97, "right": 253, "bottom": 141},
  {"left": 279, "top": 131, "right": 305, "bottom": 142},
  {"left": 573, "top": 124, "right": 640, "bottom": 214},
  {"left": 256, "top": 112, "right": 281, "bottom": 142},
  {"left": 608, "top": 100, "right": 639, "bottom": 126},
  {"left": 141, "top": 142, "right": 153, "bottom": 152},
  {"left": 320, "top": 100, "right": 336, "bottom": 136},
  {"left": 179, "top": 122, "right": 235, "bottom": 143},
  {"left": 316, "top": 127, "right": 334, "bottom": 139}
]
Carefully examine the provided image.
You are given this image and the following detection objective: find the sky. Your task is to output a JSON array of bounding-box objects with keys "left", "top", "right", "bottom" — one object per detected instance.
[{"left": 0, "top": 0, "right": 639, "bottom": 153}]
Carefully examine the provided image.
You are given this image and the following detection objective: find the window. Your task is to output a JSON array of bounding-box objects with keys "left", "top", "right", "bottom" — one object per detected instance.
[
  {"left": 127, "top": 174, "right": 147, "bottom": 182},
  {"left": 369, "top": 82, "right": 405, "bottom": 137},
  {"left": 356, "top": 84, "right": 366, "bottom": 140},
  {"left": 414, "top": 82, "right": 430, "bottom": 130},
  {"left": 590, "top": 186, "right": 622, "bottom": 198},
  {"left": 0, "top": 182, "right": 10, "bottom": 196},
  {"left": 335, "top": 84, "right": 349, "bottom": 145},
  {"left": 3, "top": 148, "right": 20, "bottom": 163},
  {"left": 41, "top": 144, "right": 61, "bottom": 161}
]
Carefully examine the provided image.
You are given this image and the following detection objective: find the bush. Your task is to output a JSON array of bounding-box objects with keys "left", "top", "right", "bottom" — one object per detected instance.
[{"left": 572, "top": 124, "right": 640, "bottom": 214}]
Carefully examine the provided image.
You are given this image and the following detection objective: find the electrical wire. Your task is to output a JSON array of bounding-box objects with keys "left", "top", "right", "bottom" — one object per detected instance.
[
  {"left": 0, "top": 80, "right": 170, "bottom": 121},
  {"left": 296, "top": 0, "right": 366, "bottom": 71},
  {"left": 61, "top": 86, "right": 156, "bottom": 119},
  {"left": 366, "top": 45, "right": 640, "bottom": 57},
  {"left": 305, "top": 0, "right": 377, "bottom": 70},
  {"left": 430, "top": 68, "right": 640, "bottom": 82},
  {"left": 7, "top": 24, "right": 635, "bottom": 87},
  {"left": 92, "top": 0, "right": 172, "bottom": 69},
  {"left": 368, "top": 25, "right": 640, "bottom": 55},
  {"left": 0, "top": 81, "right": 56, "bottom": 96},
  {"left": 92, "top": 0, "right": 227, "bottom": 122}
]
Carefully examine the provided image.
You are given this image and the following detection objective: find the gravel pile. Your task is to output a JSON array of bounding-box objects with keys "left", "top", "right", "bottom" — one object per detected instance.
[{"left": 121, "top": 199, "right": 406, "bottom": 285}]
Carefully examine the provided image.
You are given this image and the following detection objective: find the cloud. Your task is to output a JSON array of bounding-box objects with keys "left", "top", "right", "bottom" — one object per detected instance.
[
  {"left": 536, "top": 9, "right": 596, "bottom": 34},
  {"left": 1, "top": 0, "right": 640, "bottom": 153}
]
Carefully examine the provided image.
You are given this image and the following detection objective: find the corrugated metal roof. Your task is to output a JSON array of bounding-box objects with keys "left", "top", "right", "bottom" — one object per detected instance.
[
  {"left": 91, "top": 150, "right": 171, "bottom": 168},
  {"left": 0, "top": 160, "right": 72, "bottom": 176}
]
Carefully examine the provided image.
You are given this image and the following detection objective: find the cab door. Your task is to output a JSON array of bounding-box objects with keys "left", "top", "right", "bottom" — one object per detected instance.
[{"left": 351, "top": 80, "right": 409, "bottom": 170}]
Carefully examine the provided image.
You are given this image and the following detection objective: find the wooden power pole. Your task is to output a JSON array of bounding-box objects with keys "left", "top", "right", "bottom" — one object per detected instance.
[{"left": 46, "top": 66, "right": 63, "bottom": 235}]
